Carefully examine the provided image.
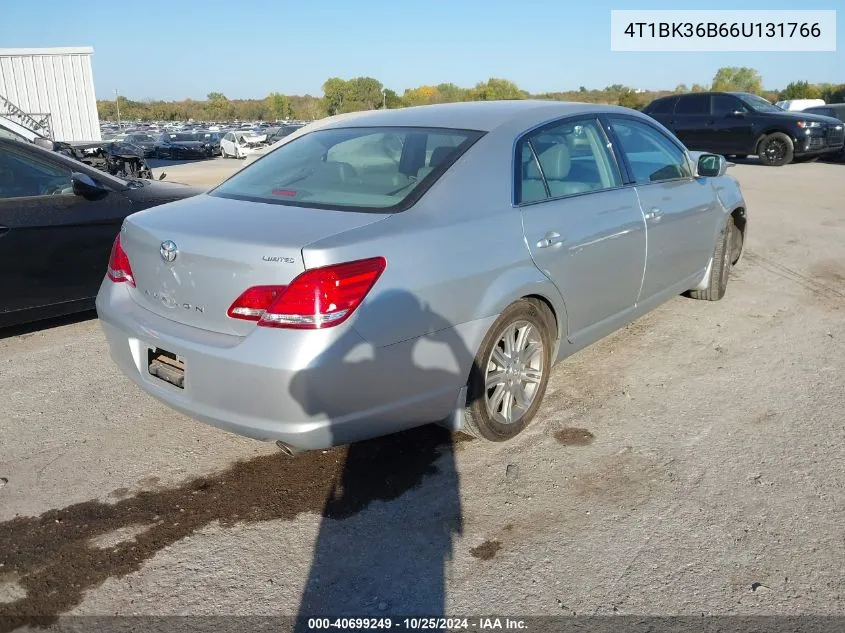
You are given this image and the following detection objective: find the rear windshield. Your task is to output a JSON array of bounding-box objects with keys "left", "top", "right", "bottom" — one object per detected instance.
[{"left": 211, "top": 126, "right": 484, "bottom": 212}]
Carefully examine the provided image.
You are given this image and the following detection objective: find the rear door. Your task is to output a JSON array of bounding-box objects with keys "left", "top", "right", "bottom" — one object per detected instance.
[
  {"left": 0, "top": 142, "right": 131, "bottom": 315},
  {"left": 672, "top": 94, "right": 711, "bottom": 150},
  {"left": 643, "top": 96, "right": 677, "bottom": 130},
  {"left": 518, "top": 116, "right": 646, "bottom": 341},
  {"left": 605, "top": 116, "right": 720, "bottom": 302}
]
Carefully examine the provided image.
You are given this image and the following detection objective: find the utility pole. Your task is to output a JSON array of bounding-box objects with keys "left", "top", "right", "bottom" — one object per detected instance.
[
  {"left": 382, "top": 88, "right": 386, "bottom": 109},
  {"left": 115, "top": 89, "right": 121, "bottom": 128}
]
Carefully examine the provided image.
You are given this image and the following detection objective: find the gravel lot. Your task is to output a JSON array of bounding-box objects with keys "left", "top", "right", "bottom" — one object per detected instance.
[{"left": 1, "top": 158, "right": 844, "bottom": 620}]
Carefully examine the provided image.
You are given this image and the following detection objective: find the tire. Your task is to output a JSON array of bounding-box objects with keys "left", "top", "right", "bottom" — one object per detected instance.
[
  {"left": 757, "top": 132, "right": 794, "bottom": 166},
  {"left": 689, "top": 217, "right": 735, "bottom": 301},
  {"left": 462, "top": 299, "right": 554, "bottom": 441},
  {"left": 729, "top": 221, "right": 743, "bottom": 265}
]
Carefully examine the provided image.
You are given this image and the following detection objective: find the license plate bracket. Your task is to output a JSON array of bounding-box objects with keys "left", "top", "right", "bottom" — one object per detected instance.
[{"left": 148, "top": 347, "right": 185, "bottom": 389}]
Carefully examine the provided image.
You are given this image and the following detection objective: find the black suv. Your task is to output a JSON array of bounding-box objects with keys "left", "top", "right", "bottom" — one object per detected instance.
[{"left": 643, "top": 92, "right": 845, "bottom": 166}]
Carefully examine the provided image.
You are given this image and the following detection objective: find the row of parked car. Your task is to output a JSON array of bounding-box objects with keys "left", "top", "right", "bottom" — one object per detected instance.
[
  {"left": 642, "top": 91, "right": 845, "bottom": 166},
  {"left": 100, "top": 121, "right": 307, "bottom": 162}
]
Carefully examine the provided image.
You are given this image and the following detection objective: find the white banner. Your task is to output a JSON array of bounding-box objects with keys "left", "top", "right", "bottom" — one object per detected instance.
[{"left": 610, "top": 10, "right": 837, "bottom": 52}]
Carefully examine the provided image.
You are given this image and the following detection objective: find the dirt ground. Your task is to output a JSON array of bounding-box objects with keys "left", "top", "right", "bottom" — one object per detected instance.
[{"left": 1, "top": 157, "right": 844, "bottom": 621}]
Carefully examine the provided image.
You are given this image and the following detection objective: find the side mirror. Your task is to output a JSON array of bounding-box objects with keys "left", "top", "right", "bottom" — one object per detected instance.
[
  {"left": 729, "top": 110, "right": 746, "bottom": 118},
  {"left": 71, "top": 172, "right": 109, "bottom": 199},
  {"left": 697, "top": 153, "right": 728, "bottom": 178}
]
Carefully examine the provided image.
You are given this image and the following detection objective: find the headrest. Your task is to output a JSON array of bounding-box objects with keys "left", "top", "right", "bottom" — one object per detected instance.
[{"left": 429, "top": 146, "right": 455, "bottom": 167}]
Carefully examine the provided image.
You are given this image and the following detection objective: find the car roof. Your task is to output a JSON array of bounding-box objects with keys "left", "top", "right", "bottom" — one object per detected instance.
[{"left": 313, "top": 100, "right": 640, "bottom": 133}]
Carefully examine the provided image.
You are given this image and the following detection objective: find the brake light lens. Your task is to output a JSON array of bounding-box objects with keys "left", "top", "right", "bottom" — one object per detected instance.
[
  {"left": 226, "top": 285, "right": 286, "bottom": 320},
  {"left": 107, "top": 235, "right": 135, "bottom": 286},
  {"left": 227, "top": 257, "right": 386, "bottom": 329}
]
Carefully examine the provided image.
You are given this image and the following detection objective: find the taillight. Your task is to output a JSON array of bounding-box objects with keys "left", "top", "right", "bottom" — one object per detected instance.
[
  {"left": 227, "top": 257, "right": 386, "bottom": 329},
  {"left": 107, "top": 235, "right": 135, "bottom": 286},
  {"left": 226, "top": 285, "right": 286, "bottom": 321}
]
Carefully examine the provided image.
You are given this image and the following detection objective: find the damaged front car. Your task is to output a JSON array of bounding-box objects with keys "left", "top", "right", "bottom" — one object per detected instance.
[
  {"left": 1, "top": 115, "right": 163, "bottom": 180},
  {"left": 50, "top": 140, "right": 161, "bottom": 180}
]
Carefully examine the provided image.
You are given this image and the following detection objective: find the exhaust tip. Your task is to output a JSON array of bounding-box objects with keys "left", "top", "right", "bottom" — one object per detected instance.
[{"left": 275, "top": 440, "right": 302, "bottom": 457}]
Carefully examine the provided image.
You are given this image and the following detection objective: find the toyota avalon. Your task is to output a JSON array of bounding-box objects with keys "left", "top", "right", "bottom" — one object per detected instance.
[{"left": 97, "top": 101, "right": 748, "bottom": 451}]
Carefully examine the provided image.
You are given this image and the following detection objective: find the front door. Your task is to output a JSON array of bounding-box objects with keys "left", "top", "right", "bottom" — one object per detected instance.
[
  {"left": 517, "top": 116, "right": 646, "bottom": 342},
  {"left": 708, "top": 94, "right": 755, "bottom": 154},
  {"left": 606, "top": 116, "right": 721, "bottom": 302}
]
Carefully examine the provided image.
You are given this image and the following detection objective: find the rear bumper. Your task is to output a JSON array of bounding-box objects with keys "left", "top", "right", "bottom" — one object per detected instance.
[{"left": 96, "top": 281, "right": 476, "bottom": 449}]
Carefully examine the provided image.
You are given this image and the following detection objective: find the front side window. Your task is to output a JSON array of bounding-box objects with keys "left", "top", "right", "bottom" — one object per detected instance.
[
  {"left": 609, "top": 118, "right": 692, "bottom": 184},
  {"left": 212, "top": 126, "right": 483, "bottom": 212},
  {"left": 516, "top": 118, "right": 622, "bottom": 204},
  {"left": 711, "top": 95, "right": 747, "bottom": 116},
  {"left": 0, "top": 146, "right": 72, "bottom": 199}
]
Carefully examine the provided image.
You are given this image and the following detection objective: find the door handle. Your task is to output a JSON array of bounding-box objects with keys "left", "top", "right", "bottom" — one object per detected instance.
[
  {"left": 0, "top": 225, "right": 9, "bottom": 237},
  {"left": 536, "top": 231, "right": 563, "bottom": 248},
  {"left": 644, "top": 208, "right": 663, "bottom": 222}
]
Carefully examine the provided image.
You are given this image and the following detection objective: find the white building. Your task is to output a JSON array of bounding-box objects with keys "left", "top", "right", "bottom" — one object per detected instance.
[{"left": 0, "top": 47, "right": 101, "bottom": 141}]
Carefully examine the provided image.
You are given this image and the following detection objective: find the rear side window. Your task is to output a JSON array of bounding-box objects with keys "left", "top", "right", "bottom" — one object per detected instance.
[
  {"left": 211, "top": 126, "right": 483, "bottom": 212},
  {"left": 646, "top": 97, "right": 677, "bottom": 115},
  {"left": 516, "top": 118, "right": 622, "bottom": 204},
  {"left": 676, "top": 94, "right": 708, "bottom": 115},
  {"left": 609, "top": 118, "right": 692, "bottom": 184}
]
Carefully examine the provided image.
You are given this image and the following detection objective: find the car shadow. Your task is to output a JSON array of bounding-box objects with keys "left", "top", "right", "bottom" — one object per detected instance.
[
  {"left": 0, "top": 309, "right": 97, "bottom": 341},
  {"left": 0, "top": 431, "right": 470, "bottom": 631},
  {"left": 728, "top": 155, "right": 844, "bottom": 167},
  {"left": 0, "top": 292, "right": 477, "bottom": 629},
  {"left": 288, "top": 289, "right": 476, "bottom": 623},
  {"left": 147, "top": 157, "right": 217, "bottom": 169}
]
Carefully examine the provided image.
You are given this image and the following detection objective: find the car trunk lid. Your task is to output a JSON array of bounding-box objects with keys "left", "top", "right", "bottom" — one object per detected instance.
[{"left": 121, "top": 194, "right": 389, "bottom": 336}]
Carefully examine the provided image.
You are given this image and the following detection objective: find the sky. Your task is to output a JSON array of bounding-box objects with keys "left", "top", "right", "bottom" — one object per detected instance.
[{"left": 0, "top": 0, "right": 842, "bottom": 101}]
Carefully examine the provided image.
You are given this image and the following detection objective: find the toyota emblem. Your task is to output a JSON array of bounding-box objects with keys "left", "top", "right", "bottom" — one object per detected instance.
[{"left": 160, "top": 240, "right": 178, "bottom": 263}]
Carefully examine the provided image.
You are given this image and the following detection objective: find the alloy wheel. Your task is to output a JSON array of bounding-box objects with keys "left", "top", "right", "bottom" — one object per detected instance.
[{"left": 484, "top": 320, "right": 545, "bottom": 425}]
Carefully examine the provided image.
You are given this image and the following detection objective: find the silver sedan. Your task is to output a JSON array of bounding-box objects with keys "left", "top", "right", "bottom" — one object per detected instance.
[{"left": 96, "top": 100, "right": 747, "bottom": 451}]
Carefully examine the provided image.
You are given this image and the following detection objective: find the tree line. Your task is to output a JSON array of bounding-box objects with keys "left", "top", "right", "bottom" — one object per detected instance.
[{"left": 97, "top": 68, "right": 845, "bottom": 123}]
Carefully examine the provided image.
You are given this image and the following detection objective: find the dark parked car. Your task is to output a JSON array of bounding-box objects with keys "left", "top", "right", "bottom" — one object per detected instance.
[
  {"left": 643, "top": 92, "right": 845, "bottom": 166},
  {"left": 123, "top": 133, "right": 158, "bottom": 157},
  {"left": 802, "top": 104, "right": 845, "bottom": 160},
  {"left": 0, "top": 137, "right": 202, "bottom": 327},
  {"left": 194, "top": 131, "right": 224, "bottom": 156},
  {"left": 266, "top": 123, "right": 305, "bottom": 144},
  {"left": 154, "top": 132, "right": 212, "bottom": 160}
]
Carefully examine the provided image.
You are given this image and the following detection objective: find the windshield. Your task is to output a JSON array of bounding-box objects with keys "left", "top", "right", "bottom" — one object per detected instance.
[
  {"left": 211, "top": 126, "right": 483, "bottom": 212},
  {"left": 129, "top": 134, "right": 155, "bottom": 142},
  {"left": 739, "top": 94, "right": 784, "bottom": 113}
]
